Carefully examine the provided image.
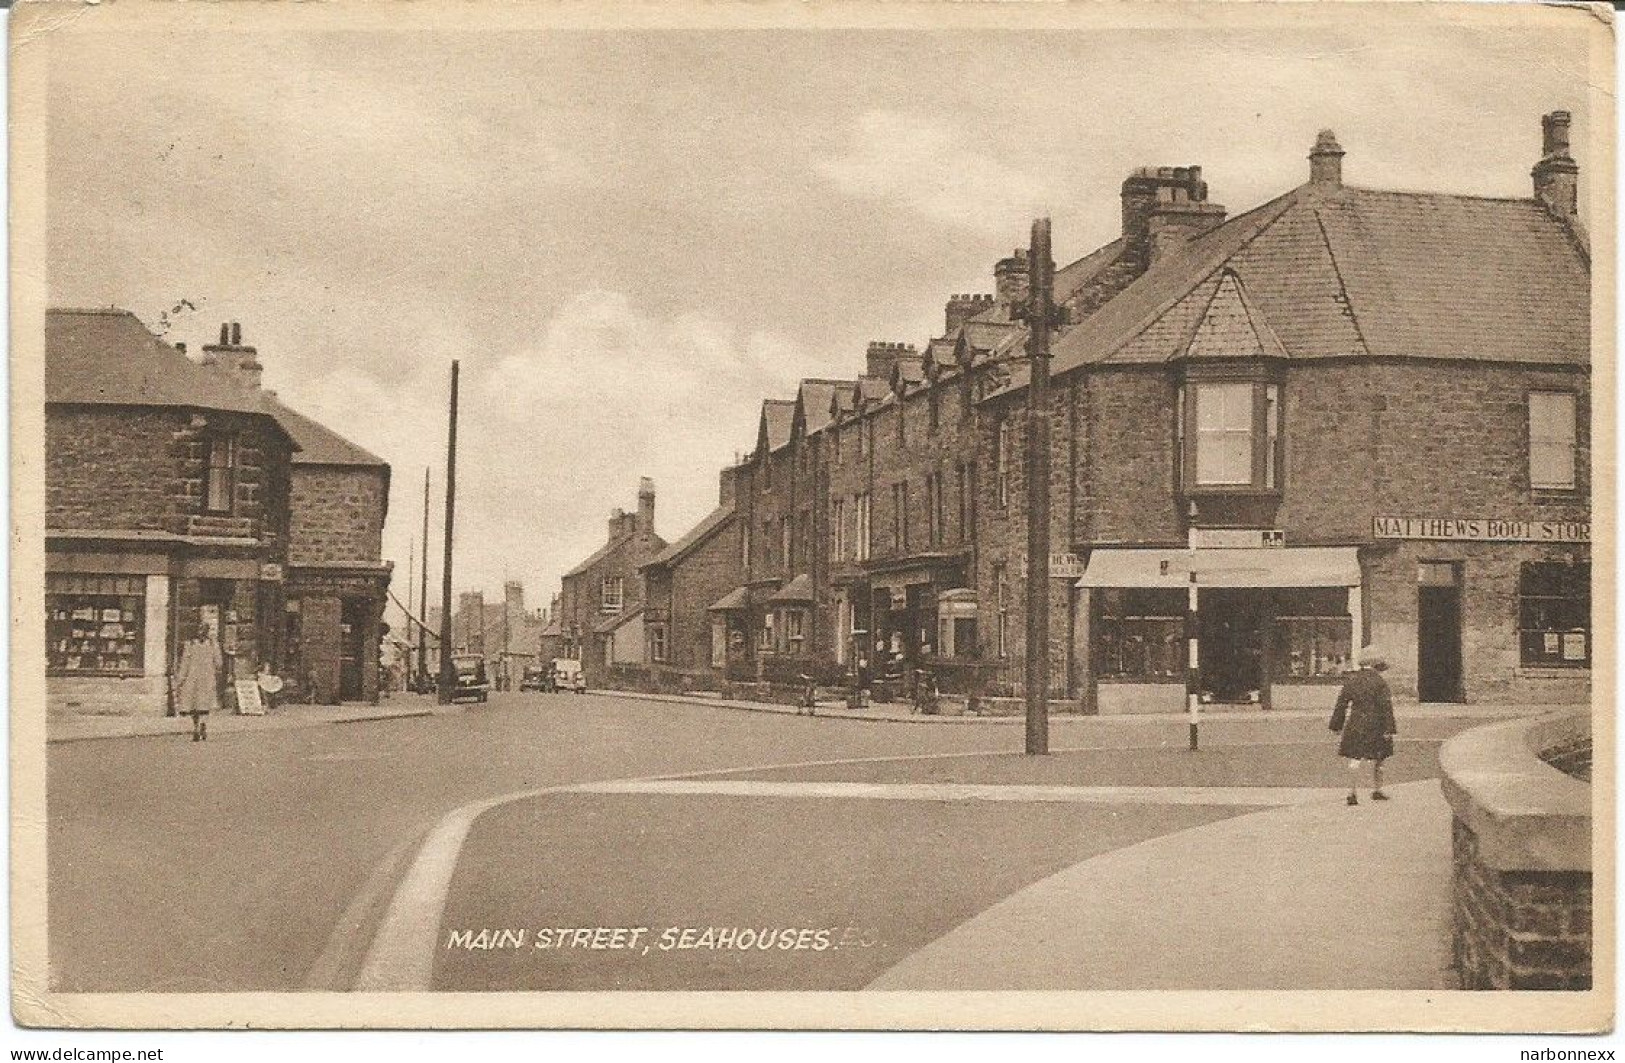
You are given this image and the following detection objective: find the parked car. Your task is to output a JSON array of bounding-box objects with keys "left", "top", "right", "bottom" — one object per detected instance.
[
  {"left": 552, "top": 658, "right": 587, "bottom": 694},
  {"left": 451, "top": 654, "right": 491, "bottom": 702},
  {"left": 519, "top": 663, "right": 553, "bottom": 693}
]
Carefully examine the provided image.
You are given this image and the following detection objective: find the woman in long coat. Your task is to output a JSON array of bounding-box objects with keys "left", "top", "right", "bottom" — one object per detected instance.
[
  {"left": 175, "top": 622, "right": 223, "bottom": 742},
  {"left": 1330, "top": 647, "right": 1397, "bottom": 805}
]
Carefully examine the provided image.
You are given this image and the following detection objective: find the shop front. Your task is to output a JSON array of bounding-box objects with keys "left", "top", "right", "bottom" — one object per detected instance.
[{"left": 1078, "top": 545, "right": 1362, "bottom": 715}]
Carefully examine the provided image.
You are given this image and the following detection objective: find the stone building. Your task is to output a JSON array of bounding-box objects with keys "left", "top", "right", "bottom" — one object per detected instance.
[
  {"left": 639, "top": 467, "right": 740, "bottom": 680},
  {"left": 271, "top": 398, "right": 392, "bottom": 705},
  {"left": 45, "top": 309, "right": 394, "bottom": 715},
  {"left": 984, "top": 116, "right": 1590, "bottom": 709},
  {"left": 555, "top": 479, "right": 666, "bottom": 686}
]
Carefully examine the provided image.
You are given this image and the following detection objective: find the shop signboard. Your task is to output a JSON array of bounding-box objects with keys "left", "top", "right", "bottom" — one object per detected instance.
[{"left": 1373, "top": 517, "right": 1589, "bottom": 543}]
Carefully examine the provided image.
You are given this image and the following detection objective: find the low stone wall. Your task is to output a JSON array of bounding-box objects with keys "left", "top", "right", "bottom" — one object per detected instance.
[
  {"left": 48, "top": 674, "right": 170, "bottom": 717},
  {"left": 1440, "top": 711, "right": 1592, "bottom": 990}
]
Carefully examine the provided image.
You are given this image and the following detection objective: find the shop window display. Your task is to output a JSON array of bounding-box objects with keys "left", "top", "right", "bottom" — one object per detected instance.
[{"left": 47, "top": 574, "right": 145, "bottom": 674}]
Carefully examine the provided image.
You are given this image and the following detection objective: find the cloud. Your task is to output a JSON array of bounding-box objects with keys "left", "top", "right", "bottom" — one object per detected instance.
[{"left": 817, "top": 110, "right": 1052, "bottom": 236}]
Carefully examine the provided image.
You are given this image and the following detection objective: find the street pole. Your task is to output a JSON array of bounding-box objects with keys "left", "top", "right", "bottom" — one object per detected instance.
[
  {"left": 1187, "top": 510, "right": 1201, "bottom": 751},
  {"left": 418, "top": 467, "right": 430, "bottom": 691},
  {"left": 406, "top": 535, "right": 414, "bottom": 685},
  {"left": 1024, "top": 217, "right": 1054, "bottom": 756},
  {"left": 437, "top": 361, "right": 460, "bottom": 705}
]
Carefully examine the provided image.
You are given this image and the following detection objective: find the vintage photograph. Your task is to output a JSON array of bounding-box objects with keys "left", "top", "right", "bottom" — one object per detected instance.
[{"left": 8, "top": 0, "right": 1613, "bottom": 1034}]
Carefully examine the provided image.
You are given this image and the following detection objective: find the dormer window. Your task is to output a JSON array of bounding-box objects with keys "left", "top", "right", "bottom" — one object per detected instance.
[{"left": 1179, "top": 379, "right": 1282, "bottom": 493}]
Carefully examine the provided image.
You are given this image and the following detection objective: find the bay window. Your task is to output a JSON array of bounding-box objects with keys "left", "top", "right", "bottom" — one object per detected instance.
[{"left": 1181, "top": 379, "right": 1283, "bottom": 492}]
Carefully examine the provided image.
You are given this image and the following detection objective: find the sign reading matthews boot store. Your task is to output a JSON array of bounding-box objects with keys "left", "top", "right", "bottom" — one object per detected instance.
[{"left": 1373, "top": 517, "right": 1590, "bottom": 543}]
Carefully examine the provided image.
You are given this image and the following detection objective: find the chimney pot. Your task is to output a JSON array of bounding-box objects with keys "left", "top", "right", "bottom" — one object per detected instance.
[
  {"left": 230, "top": 321, "right": 242, "bottom": 345},
  {"left": 219, "top": 323, "right": 230, "bottom": 345},
  {"left": 175, "top": 341, "right": 187, "bottom": 356}
]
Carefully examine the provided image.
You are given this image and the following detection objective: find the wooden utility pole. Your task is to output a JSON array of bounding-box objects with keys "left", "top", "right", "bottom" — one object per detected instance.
[
  {"left": 436, "top": 362, "right": 460, "bottom": 704},
  {"left": 1023, "top": 218, "right": 1055, "bottom": 756},
  {"left": 417, "top": 467, "right": 431, "bottom": 691}
]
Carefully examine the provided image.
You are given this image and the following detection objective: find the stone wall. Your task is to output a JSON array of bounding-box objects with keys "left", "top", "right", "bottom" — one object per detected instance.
[
  {"left": 289, "top": 465, "right": 388, "bottom": 566},
  {"left": 1441, "top": 712, "right": 1592, "bottom": 990}
]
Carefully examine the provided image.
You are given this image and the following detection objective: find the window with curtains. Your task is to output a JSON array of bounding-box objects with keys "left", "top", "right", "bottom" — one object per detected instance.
[{"left": 855, "top": 493, "right": 872, "bottom": 561}]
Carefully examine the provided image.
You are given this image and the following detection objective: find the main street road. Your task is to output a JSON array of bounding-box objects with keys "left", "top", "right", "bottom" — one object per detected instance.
[
  {"left": 48, "top": 692, "right": 1070, "bottom": 992},
  {"left": 47, "top": 692, "right": 1488, "bottom": 993}
]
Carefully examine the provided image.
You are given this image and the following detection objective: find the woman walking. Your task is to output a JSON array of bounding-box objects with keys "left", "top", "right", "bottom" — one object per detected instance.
[
  {"left": 1330, "top": 647, "right": 1397, "bottom": 805},
  {"left": 175, "top": 621, "right": 223, "bottom": 742}
]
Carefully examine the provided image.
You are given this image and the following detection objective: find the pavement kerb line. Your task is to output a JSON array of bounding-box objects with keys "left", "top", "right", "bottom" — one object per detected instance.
[
  {"left": 304, "top": 822, "right": 435, "bottom": 991},
  {"left": 584, "top": 688, "right": 1541, "bottom": 726}
]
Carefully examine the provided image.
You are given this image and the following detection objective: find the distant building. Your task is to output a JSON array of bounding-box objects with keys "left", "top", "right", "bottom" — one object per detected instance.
[
  {"left": 556, "top": 479, "right": 666, "bottom": 686},
  {"left": 639, "top": 467, "right": 740, "bottom": 679}
]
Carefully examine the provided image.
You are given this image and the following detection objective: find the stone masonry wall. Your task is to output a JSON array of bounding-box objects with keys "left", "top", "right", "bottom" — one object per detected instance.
[
  {"left": 1452, "top": 817, "right": 1592, "bottom": 989},
  {"left": 289, "top": 465, "right": 388, "bottom": 566}
]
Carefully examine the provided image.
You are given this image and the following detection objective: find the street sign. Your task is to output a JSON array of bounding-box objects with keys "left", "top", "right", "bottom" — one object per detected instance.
[{"left": 1190, "top": 528, "right": 1285, "bottom": 549}]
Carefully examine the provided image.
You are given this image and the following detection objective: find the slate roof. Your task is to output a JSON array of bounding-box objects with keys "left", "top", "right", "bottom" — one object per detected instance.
[
  {"left": 562, "top": 534, "right": 635, "bottom": 579},
  {"left": 766, "top": 573, "right": 814, "bottom": 603},
  {"left": 45, "top": 309, "right": 295, "bottom": 441},
  {"left": 1047, "top": 184, "right": 1589, "bottom": 373},
  {"left": 642, "top": 503, "right": 735, "bottom": 570},
  {"left": 267, "top": 397, "right": 388, "bottom": 467},
  {"left": 795, "top": 379, "right": 848, "bottom": 436},
  {"left": 593, "top": 606, "right": 644, "bottom": 635},
  {"left": 761, "top": 399, "right": 796, "bottom": 452}
]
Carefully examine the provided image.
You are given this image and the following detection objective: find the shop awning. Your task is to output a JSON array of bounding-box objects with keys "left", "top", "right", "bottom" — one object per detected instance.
[
  {"left": 767, "top": 574, "right": 814, "bottom": 603},
  {"left": 1076, "top": 547, "right": 1361, "bottom": 589},
  {"left": 707, "top": 586, "right": 750, "bottom": 612}
]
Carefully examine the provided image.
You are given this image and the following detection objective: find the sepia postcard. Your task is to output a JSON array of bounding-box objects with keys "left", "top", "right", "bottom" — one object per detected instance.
[{"left": 8, "top": 0, "right": 1616, "bottom": 1034}]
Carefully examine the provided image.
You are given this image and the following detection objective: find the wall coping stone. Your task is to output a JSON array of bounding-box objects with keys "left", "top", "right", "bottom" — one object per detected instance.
[{"left": 1440, "top": 710, "right": 1591, "bottom": 873}]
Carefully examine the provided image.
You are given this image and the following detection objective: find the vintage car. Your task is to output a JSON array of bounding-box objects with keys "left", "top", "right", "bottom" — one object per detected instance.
[
  {"left": 450, "top": 654, "right": 491, "bottom": 703},
  {"left": 518, "top": 663, "right": 553, "bottom": 693},
  {"left": 552, "top": 658, "right": 587, "bottom": 694}
]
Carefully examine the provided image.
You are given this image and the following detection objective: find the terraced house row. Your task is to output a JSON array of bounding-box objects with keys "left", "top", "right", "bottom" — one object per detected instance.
[{"left": 560, "top": 114, "right": 1592, "bottom": 712}]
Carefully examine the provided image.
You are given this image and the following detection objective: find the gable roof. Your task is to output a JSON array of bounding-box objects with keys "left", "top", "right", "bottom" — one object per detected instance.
[
  {"left": 761, "top": 399, "right": 796, "bottom": 452},
  {"left": 642, "top": 503, "right": 735, "bottom": 570},
  {"left": 1048, "top": 184, "right": 1588, "bottom": 373},
  {"left": 267, "top": 397, "right": 388, "bottom": 467},
  {"left": 45, "top": 309, "right": 295, "bottom": 439},
  {"left": 794, "top": 379, "right": 848, "bottom": 437},
  {"left": 563, "top": 533, "right": 635, "bottom": 579}
]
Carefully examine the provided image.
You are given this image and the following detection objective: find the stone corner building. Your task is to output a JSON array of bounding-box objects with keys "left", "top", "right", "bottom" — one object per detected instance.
[{"left": 44, "top": 309, "right": 392, "bottom": 715}]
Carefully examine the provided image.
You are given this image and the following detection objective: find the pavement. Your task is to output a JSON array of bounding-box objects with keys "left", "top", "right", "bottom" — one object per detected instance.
[
  {"left": 867, "top": 776, "right": 1455, "bottom": 990},
  {"left": 46, "top": 697, "right": 455, "bottom": 743}
]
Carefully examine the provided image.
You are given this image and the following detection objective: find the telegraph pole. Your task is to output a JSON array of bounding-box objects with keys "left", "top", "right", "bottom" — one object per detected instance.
[
  {"left": 436, "top": 362, "right": 460, "bottom": 704},
  {"left": 1024, "top": 217, "right": 1055, "bottom": 756},
  {"left": 417, "top": 467, "right": 431, "bottom": 692}
]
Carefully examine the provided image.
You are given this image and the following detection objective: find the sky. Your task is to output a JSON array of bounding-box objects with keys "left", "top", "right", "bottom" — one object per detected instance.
[{"left": 41, "top": 11, "right": 1600, "bottom": 622}]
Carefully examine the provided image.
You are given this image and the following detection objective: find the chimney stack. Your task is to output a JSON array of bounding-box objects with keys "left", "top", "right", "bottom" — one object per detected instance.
[
  {"left": 994, "top": 250, "right": 1030, "bottom": 308},
  {"left": 637, "top": 477, "right": 656, "bottom": 535},
  {"left": 1309, "top": 129, "right": 1345, "bottom": 188},
  {"left": 719, "top": 464, "right": 738, "bottom": 508},
  {"left": 1120, "top": 166, "right": 1227, "bottom": 268},
  {"left": 1532, "top": 110, "right": 1579, "bottom": 218},
  {"left": 866, "top": 341, "right": 915, "bottom": 381},
  {"left": 944, "top": 293, "right": 995, "bottom": 335},
  {"left": 200, "top": 320, "right": 263, "bottom": 390}
]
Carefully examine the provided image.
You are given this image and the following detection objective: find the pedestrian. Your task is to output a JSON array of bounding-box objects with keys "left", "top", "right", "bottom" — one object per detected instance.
[
  {"left": 1329, "top": 646, "right": 1397, "bottom": 805},
  {"left": 175, "top": 621, "right": 223, "bottom": 742}
]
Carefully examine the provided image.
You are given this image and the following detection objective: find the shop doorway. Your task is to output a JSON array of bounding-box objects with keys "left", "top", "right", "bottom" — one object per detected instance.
[
  {"left": 1417, "top": 563, "right": 1464, "bottom": 703},
  {"left": 339, "top": 597, "right": 368, "bottom": 702},
  {"left": 1199, "top": 589, "right": 1267, "bottom": 703}
]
